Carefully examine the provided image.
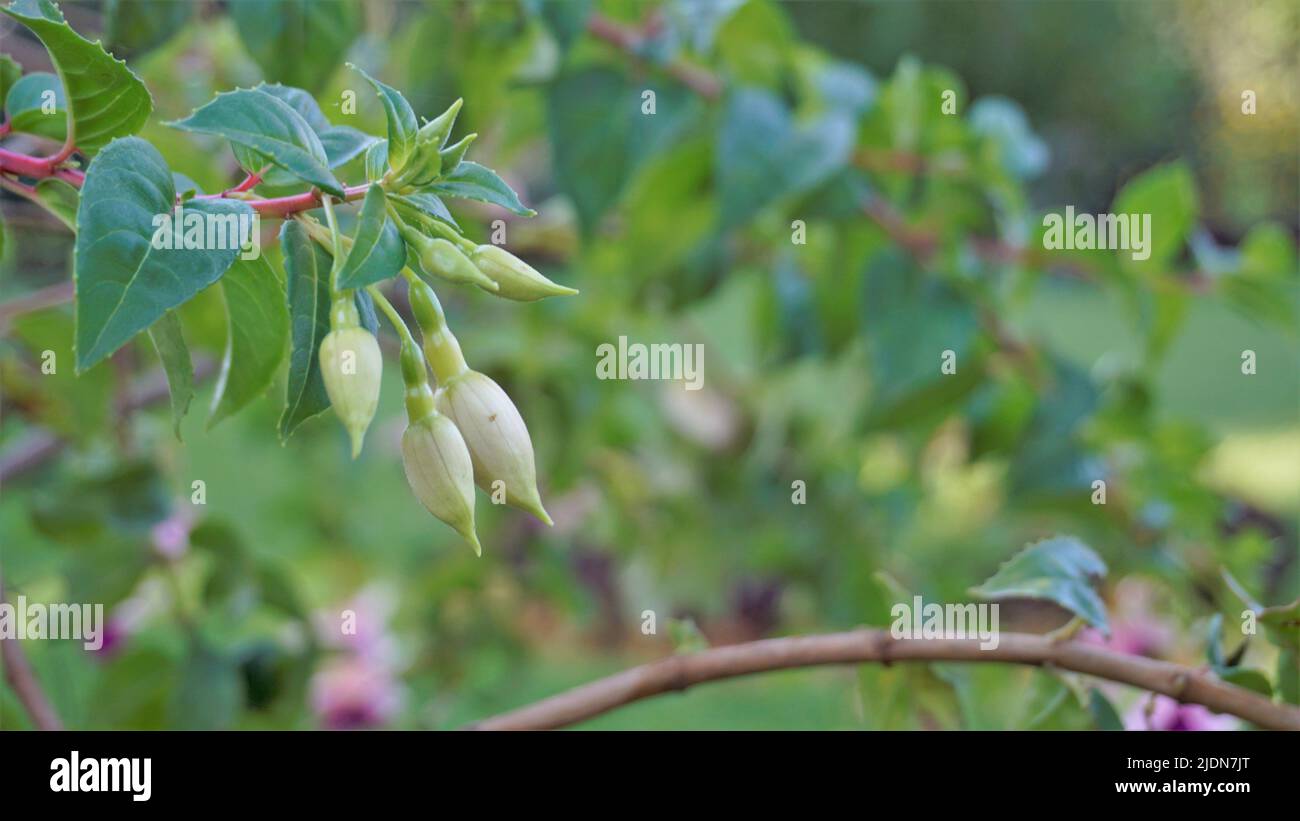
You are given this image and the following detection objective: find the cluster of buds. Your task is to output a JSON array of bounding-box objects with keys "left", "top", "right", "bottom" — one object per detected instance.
[{"left": 310, "top": 90, "right": 574, "bottom": 555}]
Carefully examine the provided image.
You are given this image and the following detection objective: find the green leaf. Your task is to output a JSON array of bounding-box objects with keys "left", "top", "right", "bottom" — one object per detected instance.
[
  {"left": 1279, "top": 648, "right": 1299, "bottom": 705},
  {"left": 0, "top": 53, "right": 20, "bottom": 102},
  {"left": 364, "top": 139, "right": 388, "bottom": 182},
  {"left": 426, "top": 160, "right": 534, "bottom": 216},
  {"left": 4, "top": 71, "right": 65, "bottom": 139},
  {"left": 350, "top": 64, "right": 417, "bottom": 172},
  {"left": 1, "top": 0, "right": 152, "bottom": 155},
  {"left": 103, "top": 0, "right": 190, "bottom": 56},
  {"left": 354, "top": 288, "right": 379, "bottom": 336},
  {"left": 169, "top": 88, "right": 345, "bottom": 197},
  {"left": 391, "top": 191, "right": 458, "bottom": 230},
  {"left": 231, "top": 83, "right": 375, "bottom": 187},
  {"left": 1087, "top": 688, "right": 1124, "bottom": 730},
  {"left": 278, "top": 220, "right": 333, "bottom": 440},
  {"left": 209, "top": 255, "right": 290, "bottom": 428},
  {"left": 73, "top": 137, "right": 253, "bottom": 371},
  {"left": 970, "top": 536, "right": 1110, "bottom": 633},
  {"left": 716, "top": 87, "right": 855, "bottom": 228},
  {"left": 1214, "top": 666, "right": 1273, "bottom": 697},
  {"left": 1112, "top": 161, "right": 1199, "bottom": 271},
  {"left": 147, "top": 310, "right": 193, "bottom": 438},
  {"left": 1258, "top": 598, "right": 1300, "bottom": 651},
  {"left": 530, "top": 0, "right": 591, "bottom": 51},
  {"left": 336, "top": 185, "right": 405, "bottom": 289},
  {"left": 33, "top": 176, "right": 77, "bottom": 229},
  {"left": 170, "top": 640, "right": 243, "bottom": 730},
  {"left": 230, "top": 0, "right": 360, "bottom": 93},
  {"left": 546, "top": 67, "right": 693, "bottom": 230}
]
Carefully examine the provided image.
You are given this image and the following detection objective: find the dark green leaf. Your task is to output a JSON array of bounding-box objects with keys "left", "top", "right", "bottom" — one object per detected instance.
[
  {"left": 1, "top": 0, "right": 152, "bottom": 155},
  {"left": 147, "top": 310, "right": 193, "bottom": 438},
  {"left": 1214, "top": 666, "right": 1272, "bottom": 697},
  {"left": 230, "top": 0, "right": 360, "bottom": 93},
  {"left": 427, "top": 160, "right": 534, "bottom": 216},
  {"left": 74, "top": 137, "right": 252, "bottom": 371},
  {"left": 209, "top": 255, "right": 290, "bottom": 427},
  {"left": 231, "top": 83, "right": 375, "bottom": 187},
  {"left": 336, "top": 185, "right": 405, "bottom": 289},
  {"left": 169, "top": 88, "right": 344, "bottom": 197},
  {"left": 278, "top": 219, "right": 333, "bottom": 440},
  {"left": 170, "top": 640, "right": 243, "bottom": 730},
  {"left": 1087, "top": 688, "right": 1124, "bottom": 730},
  {"left": 4, "top": 71, "right": 65, "bottom": 139},
  {"left": 103, "top": 0, "right": 190, "bottom": 56},
  {"left": 970, "top": 536, "right": 1110, "bottom": 633}
]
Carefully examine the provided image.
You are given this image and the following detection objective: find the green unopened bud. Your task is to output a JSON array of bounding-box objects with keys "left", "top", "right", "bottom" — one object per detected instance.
[
  {"left": 439, "top": 133, "right": 477, "bottom": 174},
  {"left": 401, "top": 411, "right": 482, "bottom": 555},
  {"left": 407, "top": 232, "right": 498, "bottom": 292},
  {"left": 470, "top": 244, "right": 578, "bottom": 302},
  {"left": 319, "top": 321, "right": 382, "bottom": 459},
  {"left": 435, "top": 370, "right": 551, "bottom": 526},
  {"left": 406, "top": 276, "right": 468, "bottom": 382},
  {"left": 417, "top": 98, "right": 463, "bottom": 147}
]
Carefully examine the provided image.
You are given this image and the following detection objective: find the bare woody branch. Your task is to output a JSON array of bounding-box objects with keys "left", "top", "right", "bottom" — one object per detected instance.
[{"left": 469, "top": 629, "right": 1300, "bottom": 731}]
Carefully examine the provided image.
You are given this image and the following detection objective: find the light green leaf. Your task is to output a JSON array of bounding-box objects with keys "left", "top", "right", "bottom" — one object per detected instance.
[
  {"left": 278, "top": 220, "right": 333, "bottom": 440},
  {"left": 0, "top": 53, "right": 20, "bottom": 102},
  {"left": 4, "top": 71, "right": 65, "bottom": 139},
  {"left": 1, "top": 0, "right": 152, "bottom": 155},
  {"left": 364, "top": 139, "right": 388, "bottom": 182},
  {"left": 73, "top": 137, "right": 253, "bottom": 371},
  {"left": 33, "top": 176, "right": 77, "bottom": 229},
  {"left": 231, "top": 0, "right": 360, "bottom": 93},
  {"left": 391, "top": 191, "right": 458, "bottom": 230},
  {"left": 350, "top": 64, "right": 417, "bottom": 172},
  {"left": 427, "top": 160, "right": 535, "bottom": 216},
  {"left": 1112, "top": 161, "right": 1199, "bottom": 271},
  {"left": 147, "top": 310, "right": 193, "bottom": 438},
  {"left": 336, "top": 185, "right": 405, "bottom": 289},
  {"left": 970, "top": 536, "right": 1110, "bottom": 633},
  {"left": 169, "top": 88, "right": 345, "bottom": 197},
  {"left": 209, "top": 255, "right": 290, "bottom": 428},
  {"left": 231, "top": 83, "right": 375, "bottom": 187}
]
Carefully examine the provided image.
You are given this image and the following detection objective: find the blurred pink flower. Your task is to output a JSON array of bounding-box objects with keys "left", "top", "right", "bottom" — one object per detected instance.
[
  {"left": 1124, "top": 695, "right": 1237, "bottom": 731},
  {"left": 313, "top": 585, "right": 399, "bottom": 665},
  {"left": 309, "top": 657, "right": 405, "bottom": 730},
  {"left": 150, "top": 512, "right": 193, "bottom": 560},
  {"left": 1081, "top": 578, "right": 1175, "bottom": 659}
]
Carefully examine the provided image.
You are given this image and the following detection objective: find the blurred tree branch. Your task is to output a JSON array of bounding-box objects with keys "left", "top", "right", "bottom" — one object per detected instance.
[{"left": 470, "top": 629, "right": 1300, "bottom": 730}]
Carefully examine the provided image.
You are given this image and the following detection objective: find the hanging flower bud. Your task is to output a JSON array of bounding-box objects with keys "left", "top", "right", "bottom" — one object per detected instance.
[
  {"left": 397, "top": 223, "right": 499, "bottom": 292},
  {"left": 470, "top": 244, "right": 578, "bottom": 302},
  {"left": 397, "top": 338, "right": 482, "bottom": 555},
  {"left": 402, "top": 411, "right": 482, "bottom": 555},
  {"left": 319, "top": 298, "right": 382, "bottom": 458},
  {"left": 435, "top": 370, "right": 552, "bottom": 526},
  {"left": 417, "top": 98, "right": 463, "bottom": 147}
]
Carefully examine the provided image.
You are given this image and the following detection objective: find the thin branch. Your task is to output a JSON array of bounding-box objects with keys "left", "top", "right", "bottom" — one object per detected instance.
[
  {"left": 469, "top": 629, "right": 1300, "bottom": 730},
  {"left": 0, "top": 576, "right": 64, "bottom": 730}
]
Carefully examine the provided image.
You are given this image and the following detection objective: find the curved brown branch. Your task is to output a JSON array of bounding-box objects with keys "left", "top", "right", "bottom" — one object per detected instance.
[
  {"left": 0, "top": 578, "right": 63, "bottom": 730},
  {"left": 469, "top": 629, "right": 1300, "bottom": 731}
]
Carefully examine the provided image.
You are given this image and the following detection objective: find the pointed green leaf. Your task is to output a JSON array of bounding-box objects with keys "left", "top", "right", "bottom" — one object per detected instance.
[
  {"left": 970, "top": 536, "right": 1110, "bottom": 633},
  {"left": 147, "top": 310, "right": 193, "bottom": 439},
  {"left": 169, "top": 88, "right": 345, "bottom": 197},
  {"left": 350, "top": 64, "right": 417, "bottom": 172},
  {"left": 1, "top": 0, "right": 152, "bottom": 155},
  {"left": 391, "top": 192, "right": 458, "bottom": 230},
  {"left": 4, "top": 71, "right": 66, "bottom": 139},
  {"left": 1087, "top": 688, "right": 1123, "bottom": 730},
  {"left": 1112, "top": 161, "right": 1199, "bottom": 271},
  {"left": 74, "top": 137, "right": 253, "bottom": 371},
  {"left": 1214, "top": 666, "right": 1272, "bottom": 697},
  {"left": 209, "top": 255, "right": 290, "bottom": 428},
  {"left": 427, "top": 160, "right": 535, "bottom": 216},
  {"left": 231, "top": 83, "right": 375, "bottom": 187},
  {"left": 278, "top": 220, "right": 333, "bottom": 440},
  {"left": 364, "top": 139, "right": 388, "bottom": 182},
  {"left": 336, "top": 186, "right": 404, "bottom": 289}
]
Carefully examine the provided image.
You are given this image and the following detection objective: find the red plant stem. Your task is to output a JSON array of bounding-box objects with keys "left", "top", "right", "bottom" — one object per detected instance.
[{"left": 1, "top": 145, "right": 369, "bottom": 217}]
